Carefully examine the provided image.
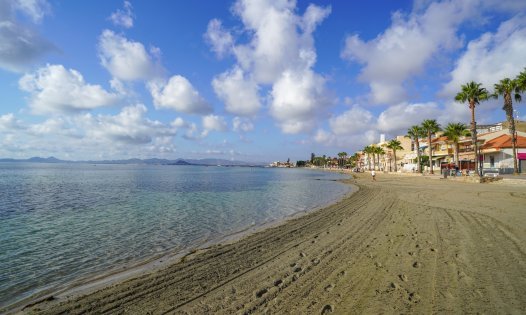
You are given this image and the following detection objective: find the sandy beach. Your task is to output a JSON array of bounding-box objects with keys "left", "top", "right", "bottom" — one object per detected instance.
[{"left": 20, "top": 173, "right": 526, "bottom": 314}]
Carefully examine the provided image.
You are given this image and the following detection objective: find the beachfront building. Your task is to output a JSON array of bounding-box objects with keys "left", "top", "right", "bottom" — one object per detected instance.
[{"left": 480, "top": 134, "right": 526, "bottom": 174}]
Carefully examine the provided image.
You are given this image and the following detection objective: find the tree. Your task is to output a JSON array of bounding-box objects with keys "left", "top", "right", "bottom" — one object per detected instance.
[
  {"left": 455, "top": 81, "right": 489, "bottom": 176},
  {"left": 363, "top": 146, "right": 373, "bottom": 170},
  {"left": 337, "top": 152, "right": 348, "bottom": 168},
  {"left": 374, "top": 146, "right": 385, "bottom": 170},
  {"left": 421, "top": 119, "right": 441, "bottom": 174},
  {"left": 493, "top": 78, "right": 522, "bottom": 174},
  {"left": 517, "top": 68, "right": 526, "bottom": 92},
  {"left": 386, "top": 139, "right": 403, "bottom": 172},
  {"left": 310, "top": 153, "right": 315, "bottom": 164},
  {"left": 443, "top": 122, "right": 470, "bottom": 169},
  {"left": 406, "top": 125, "right": 424, "bottom": 173}
]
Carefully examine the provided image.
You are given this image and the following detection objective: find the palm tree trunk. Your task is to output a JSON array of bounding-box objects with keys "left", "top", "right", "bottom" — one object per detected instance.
[
  {"left": 469, "top": 101, "right": 480, "bottom": 176},
  {"left": 455, "top": 142, "right": 460, "bottom": 169},
  {"left": 504, "top": 94, "right": 518, "bottom": 174},
  {"left": 428, "top": 132, "right": 433, "bottom": 174},
  {"left": 416, "top": 138, "right": 421, "bottom": 173}
]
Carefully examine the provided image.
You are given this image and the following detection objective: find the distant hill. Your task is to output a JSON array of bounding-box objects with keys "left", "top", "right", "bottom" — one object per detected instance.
[{"left": 0, "top": 156, "right": 267, "bottom": 167}]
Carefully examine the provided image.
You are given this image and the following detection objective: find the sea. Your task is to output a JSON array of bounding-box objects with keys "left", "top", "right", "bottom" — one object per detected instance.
[{"left": 0, "top": 163, "right": 351, "bottom": 308}]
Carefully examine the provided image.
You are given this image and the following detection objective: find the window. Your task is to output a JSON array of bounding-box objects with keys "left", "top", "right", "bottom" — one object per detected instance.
[{"left": 490, "top": 156, "right": 495, "bottom": 168}]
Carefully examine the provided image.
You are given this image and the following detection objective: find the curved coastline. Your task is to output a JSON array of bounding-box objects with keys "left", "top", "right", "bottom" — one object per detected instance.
[
  {"left": 14, "top": 173, "right": 526, "bottom": 314},
  {"left": 5, "top": 175, "right": 355, "bottom": 314}
]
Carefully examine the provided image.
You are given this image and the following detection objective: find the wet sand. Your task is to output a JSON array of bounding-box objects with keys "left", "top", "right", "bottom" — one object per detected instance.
[{"left": 20, "top": 173, "right": 526, "bottom": 314}]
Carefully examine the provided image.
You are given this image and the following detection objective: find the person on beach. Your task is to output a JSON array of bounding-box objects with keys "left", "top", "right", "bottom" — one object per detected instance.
[{"left": 371, "top": 170, "right": 376, "bottom": 181}]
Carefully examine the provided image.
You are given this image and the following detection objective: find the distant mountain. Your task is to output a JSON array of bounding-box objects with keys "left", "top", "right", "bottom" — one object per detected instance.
[{"left": 0, "top": 156, "right": 267, "bottom": 167}]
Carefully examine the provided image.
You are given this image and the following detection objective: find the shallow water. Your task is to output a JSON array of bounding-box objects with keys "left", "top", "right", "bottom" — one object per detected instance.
[{"left": 0, "top": 163, "right": 351, "bottom": 307}]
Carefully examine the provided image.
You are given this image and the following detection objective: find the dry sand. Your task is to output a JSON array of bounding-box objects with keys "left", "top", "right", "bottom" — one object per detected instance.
[{"left": 20, "top": 173, "right": 526, "bottom": 314}]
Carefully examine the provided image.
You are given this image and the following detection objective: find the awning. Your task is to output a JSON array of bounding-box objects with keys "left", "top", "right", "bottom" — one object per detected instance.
[{"left": 518, "top": 153, "right": 526, "bottom": 160}]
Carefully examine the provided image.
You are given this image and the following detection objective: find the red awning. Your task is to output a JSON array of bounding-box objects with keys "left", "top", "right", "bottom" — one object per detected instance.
[{"left": 518, "top": 153, "right": 526, "bottom": 160}]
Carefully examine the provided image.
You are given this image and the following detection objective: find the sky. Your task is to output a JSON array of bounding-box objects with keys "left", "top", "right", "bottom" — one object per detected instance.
[{"left": 0, "top": 0, "right": 525, "bottom": 162}]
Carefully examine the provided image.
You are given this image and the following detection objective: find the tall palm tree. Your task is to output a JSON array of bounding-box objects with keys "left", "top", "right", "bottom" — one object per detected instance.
[
  {"left": 374, "top": 146, "right": 385, "bottom": 170},
  {"left": 455, "top": 81, "right": 489, "bottom": 176},
  {"left": 363, "top": 146, "right": 373, "bottom": 170},
  {"left": 386, "top": 139, "right": 404, "bottom": 172},
  {"left": 493, "top": 78, "right": 522, "bottom": 175},
  {"left": 421, "top": 119, "right": 441, "bottom": 174},
  {"left": 406, "top": 125, "right": 424, "bottom": 173},
  {"left": 517, "top": 68, "right": 526, "bottom": 91},
  {"left": 337, "top": 152, "right": 348, "bottom": 168},
  {"left": 443, "top": 122, "right": 471, "bottom": 169}
]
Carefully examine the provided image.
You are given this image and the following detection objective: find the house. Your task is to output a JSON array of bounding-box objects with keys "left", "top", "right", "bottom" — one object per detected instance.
[{"left": 481, "top": 134, "right": 526, "bottom": 173}]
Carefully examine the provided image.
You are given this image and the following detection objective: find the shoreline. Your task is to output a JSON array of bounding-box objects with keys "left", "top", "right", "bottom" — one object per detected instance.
[
  {"left": 16, "top": 173, "right": 526, "bottom": 314},
  {"left": 5, "top": 176, "right": 355, "bottom": 314}
]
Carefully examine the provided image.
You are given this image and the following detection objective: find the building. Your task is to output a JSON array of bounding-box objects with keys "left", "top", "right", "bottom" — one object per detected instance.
[{"left": 481, "top": 134, "right": 526, "bottom": 173}]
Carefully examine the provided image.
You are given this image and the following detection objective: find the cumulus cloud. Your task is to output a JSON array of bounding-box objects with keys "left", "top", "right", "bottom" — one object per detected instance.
[
  {"left": 149, "top": 75, "right": 212, "bottom": 114},
  {"left": 329, "top": 106, "right": 375, "bottom": 136},
  {"left": 19, "top": 64, "right": 120, "bottom": 114},
  {"left": 232, "top": 116, "right": 254, "bottom": 132},
  {"left": 270, "top": 69, "right": 332, "bottom": 134},
  {"left": 207, "top": 0, "right": 332, "bottom": 133},
  {"left": 204, "top": 19, "right": 234, "bottom": 58},
  {"left": 0, "top": 106, "right": 182, "bottom": 159},
  {"left": 441, "top": 15, "right": 526, "bottom": 97},
  {"left": 212, "top": 67, "right": 260, "bottom": 116},
  {"left": 98, "top": 30, "right": 162, "bottom": 81},
  {"left": 341, "top": 1, "right": 467, "bottom": 104},
  {"left": 0, "top": 0, "right": 54, "bottom": 72},
  {"left": 314, "top": 128, "right": 379, "bottom": 149},
  {"left": 202, "top": 114, "right": 228, "bottom": 133},
  {"left": 376, "top": 102, "right": 441, "bottom": 134},
  {"left": 109, "top": 1, "right": 134, "bottom": 29}
]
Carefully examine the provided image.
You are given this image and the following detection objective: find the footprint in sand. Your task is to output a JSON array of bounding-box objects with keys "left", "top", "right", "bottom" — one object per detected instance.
[
  {"left": 312, "top": 258, "right": 321, "bottom": 266},
  {"left": 256, "top": 288, "right": 268, "bottom": 298},
  {"left": 324, "top": 284, "right": 334, "bottom": 292},
  {"left": 321, "top": 304, "right": 334, "bottom": 314},
  {"left": 293, "top": 266, "right": 302, "bottom": 273},
  {"left": 274, "top": 279, "right": 283, "bottom": 287},
  {"left": 300, "top": 252, "right": 307, "bottom": 258},
  {"left": 399, "top": 274, "right": 408, "bottom": 282},
  {"left": 413, "top": 262, "right": 421, "bottom": 268}
]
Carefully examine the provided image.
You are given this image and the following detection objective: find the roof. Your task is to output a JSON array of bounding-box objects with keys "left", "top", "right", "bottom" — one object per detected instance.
[
  {"left": 481, "top": 134, "right": 526, "bottom": 150},
  {"left": 431, "top": 136, "right": 448, "bottom": 143}
]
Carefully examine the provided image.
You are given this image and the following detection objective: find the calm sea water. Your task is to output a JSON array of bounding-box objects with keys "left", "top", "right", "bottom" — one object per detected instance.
[{"left": 0, "top": 163, "right": 351, "bottom": 307}]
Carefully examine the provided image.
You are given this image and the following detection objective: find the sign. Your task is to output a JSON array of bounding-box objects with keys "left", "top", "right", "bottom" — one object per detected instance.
[{"left": 518, "top": 153, "right": 526, "bottom": 160}]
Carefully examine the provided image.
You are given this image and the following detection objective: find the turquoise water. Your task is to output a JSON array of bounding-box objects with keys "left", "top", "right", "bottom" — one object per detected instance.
[{"left": 0, "top": 163, "right": 351, "bottom": 307}]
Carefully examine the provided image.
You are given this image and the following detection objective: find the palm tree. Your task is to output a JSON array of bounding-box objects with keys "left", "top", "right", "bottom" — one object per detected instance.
[
  {"left": 455, "top": 81, "right": 489, "bottom": 176},
  {"left": 421, "top": 119, "right": 441, "bottom": 174},
  {"left": 386, "top": 139, "right": 404, "bottom": 172},
  {"left": 337, "top": 152, "right": 348, "bottom": 168},
  {"left": 363, "top": 146, "right": 373, "bottom": 170},
  {"left": 493, "top": 78, "right": 522, "bottom": 175},
  {"left": 517, "top": 68, "right": 526, "bottom": 91},
  {"left": 406, "top": 125, "right": 424, "bottom": 173},
  {"left": 374, "top": 146, "right": 385, "bottom": 171},
  {"left": 443, "top": 122, "right": 471, "bottom": 169}
]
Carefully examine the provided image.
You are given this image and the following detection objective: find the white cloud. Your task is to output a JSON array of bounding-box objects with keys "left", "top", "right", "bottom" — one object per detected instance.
[
  {"left": 19, "top": 64, "right": 120, "bottom": 114},
  {"left": 212, "top": 67, "right": 260, "bottom": 116},
  {"left": 0, "top": 113, "right": 25, "bottom": 131},
  {"left": 376, "top": 102, "right": 441, "bottom": 134},
  {"left": 270, "top": 69, "right": 332, "bottom": 134},
  {"left": 0, "top": 106, "right": 181, "bottom": 159},
  {"left": 109, "top": 1, "right": 134, "bottom": 29},
  {"left": 202, "top": 114, "right": 228, "bottom": 132},
  {"left": 0, "top": 0, "right": 53, "bottom": 72},
  {"left": 204, "top": 19, "right": 234, "bottom": 58},
  {"left": 149, "top": 75, "right": 212, "bottom": 114},
  {"left": 341, "top": 1, "right": 467, "bottom": 104},
  {"left": 98, "top": 30, "right": 162, "bottom": 81},
  {"left": 314, "top": 128, "right": 378, "bottom": 149},
  {"left": 208, "top": 0, "right": 332, "bottom": 133},
  {"left": 329, "top": 106, "right": 375, "bottom": 136},
  {"left": 232, "top": 116, "right": 254, "bottom": 132},
  {"left": 441, "top": 15, "right": 526, "bottom": 97},
  {"left": 82, "top": 104, "right": 175, "bottom": 145}
]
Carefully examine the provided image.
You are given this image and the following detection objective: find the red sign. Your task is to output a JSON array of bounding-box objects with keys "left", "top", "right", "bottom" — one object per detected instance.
[{"left": 518, "top": 153, "right": 526, "bottom": 160}]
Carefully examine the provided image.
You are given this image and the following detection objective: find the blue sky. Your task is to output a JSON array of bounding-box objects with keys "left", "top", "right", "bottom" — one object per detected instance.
[{"left": 0, "top": 0, "right": 525, "bottom": 162}]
